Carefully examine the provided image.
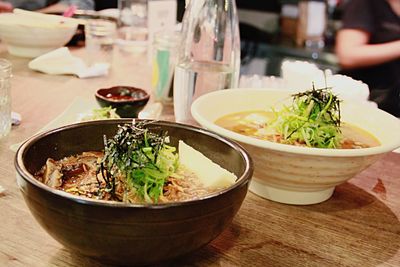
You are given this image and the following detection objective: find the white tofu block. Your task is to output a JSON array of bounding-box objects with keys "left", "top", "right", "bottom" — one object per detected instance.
[{"left": 179, "top": 140, "right": 237, "bottom": 189}]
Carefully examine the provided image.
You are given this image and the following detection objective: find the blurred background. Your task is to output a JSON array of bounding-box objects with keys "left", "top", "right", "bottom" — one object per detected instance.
[
  {"left": 95, "top": 0, "right": 340, "bottom": 76},
  {"left": 92, "top": 0, "right": 343, "bottom": 77}
]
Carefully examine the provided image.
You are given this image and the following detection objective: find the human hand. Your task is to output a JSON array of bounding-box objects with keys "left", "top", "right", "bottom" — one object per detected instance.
[{"left": 0, "top": 1, "right": 13, "bottom": 13}]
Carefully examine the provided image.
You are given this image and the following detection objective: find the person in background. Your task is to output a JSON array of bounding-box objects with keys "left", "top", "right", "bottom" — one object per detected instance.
[
  {"left": 335, "top": 0, "right": 400, "bottom": 117},
  {"left": 0, "top": 0, "right": 94, "bottom": 13}
]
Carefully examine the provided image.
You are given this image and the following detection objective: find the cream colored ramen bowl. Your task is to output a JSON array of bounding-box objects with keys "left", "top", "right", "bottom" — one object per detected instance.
[
  {"left": 191, "top": 88, "right": 400, "bottom": 205},
  {"left": 0, "top": 13, "right": 78, "bottom": 58}
]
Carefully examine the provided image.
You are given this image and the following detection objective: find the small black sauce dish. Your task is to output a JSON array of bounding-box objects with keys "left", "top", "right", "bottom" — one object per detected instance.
[{"left": 95, "top": 86, "right": 150, "bottom": 118}]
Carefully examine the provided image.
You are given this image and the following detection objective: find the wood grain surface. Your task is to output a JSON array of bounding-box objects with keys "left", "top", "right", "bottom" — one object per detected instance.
[{"left": 0, "top": 45, "right": 399, "bottom": 267}]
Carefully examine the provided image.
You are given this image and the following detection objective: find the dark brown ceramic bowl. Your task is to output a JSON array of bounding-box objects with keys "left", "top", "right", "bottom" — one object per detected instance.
[
  {"left": 95, "top": 86, "right": 150, "bottom": 118},
  {"left": 15, "top": 119, "right": 253, "bottom": 266}
]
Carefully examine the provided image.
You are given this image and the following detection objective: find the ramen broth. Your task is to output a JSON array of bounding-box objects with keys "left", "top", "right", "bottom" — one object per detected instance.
[{"left": 215, "top": 110, "right": 380, "bottom": 148}]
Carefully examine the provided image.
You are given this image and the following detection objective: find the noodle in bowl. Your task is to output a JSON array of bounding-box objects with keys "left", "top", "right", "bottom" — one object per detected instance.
[
  {"left": 15, "top": 119, "right": 253, "bottom": 266},
  {"left": 191, "top": 88, "right": 400, "bottom": 205}
]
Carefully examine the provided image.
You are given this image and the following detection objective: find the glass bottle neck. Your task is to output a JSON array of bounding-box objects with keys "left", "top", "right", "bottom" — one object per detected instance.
[{"left": 180, "top": 0, "right": 240, "bottom": 66}]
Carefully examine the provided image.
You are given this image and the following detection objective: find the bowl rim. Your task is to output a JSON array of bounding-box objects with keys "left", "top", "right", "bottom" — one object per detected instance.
[
  {"left": 191, "top": 88, "right": 400, "bottom": 157},
  {"left": 0, "top": 13, "right": 78, "bottom": 29},
  {"left": 95, "top": 86, "right": 150, "bottom": 104},
  {"left": 15, "top": 119, "right": 253, "bottom": 209}
]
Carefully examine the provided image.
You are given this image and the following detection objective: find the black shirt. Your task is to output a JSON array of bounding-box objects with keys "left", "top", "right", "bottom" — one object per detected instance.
[{"left": 340, "top": 0, "right": 400, "bottom": 116}]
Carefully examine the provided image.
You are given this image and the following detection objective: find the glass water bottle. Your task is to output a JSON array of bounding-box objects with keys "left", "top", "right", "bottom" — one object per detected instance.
[{"left": 173, "top": 0, "right": 241, "bottom": 123}]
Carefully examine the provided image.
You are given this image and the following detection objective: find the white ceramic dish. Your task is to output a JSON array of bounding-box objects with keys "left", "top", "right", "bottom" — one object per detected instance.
[
  {"left": 191, "top": 88, "right": 400, "bottom": 205},
  {"left": 0, "top": 13, "right": 78, "bottom": 58},
  {"left": 9, "top": 97, "right": 97, "bottom": 152}
]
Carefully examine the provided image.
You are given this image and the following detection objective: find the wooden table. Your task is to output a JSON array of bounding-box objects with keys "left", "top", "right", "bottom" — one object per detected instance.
[{"left": 1, "top": 46, "right": 400, "bottom": 267}]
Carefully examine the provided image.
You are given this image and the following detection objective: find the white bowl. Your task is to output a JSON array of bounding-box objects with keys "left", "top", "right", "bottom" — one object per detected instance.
[
  {"left": 191, "top": 88, "right": 400, "bottom": 205},
  {"left": 0, "top": 13, "right": 78, "bottom": 58}
]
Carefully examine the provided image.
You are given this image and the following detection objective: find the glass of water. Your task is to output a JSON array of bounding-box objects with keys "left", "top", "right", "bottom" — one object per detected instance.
[
  {"left": 85, "top": 19, "right": 117, "bottom": 66},
  {"left": 0, "top": 59, "right": 11, "bottom": 139},
  {"left": 117, "top": 0, "right": 148, "bottom": 53}
]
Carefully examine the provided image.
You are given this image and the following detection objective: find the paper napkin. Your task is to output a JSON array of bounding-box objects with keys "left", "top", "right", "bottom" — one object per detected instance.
[{"left": 28, "top": 47, "right": 109, "bottom": 78}]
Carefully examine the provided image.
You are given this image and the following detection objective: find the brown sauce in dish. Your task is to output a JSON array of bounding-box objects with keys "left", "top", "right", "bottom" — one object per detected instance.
[
  {"left": 105, "top": 89, "right": 147, "bottom": 101},
  {"left": 215, "top": 110, "right": 380, "bottom": 149},
  {"left": 105, "top": 93, "right": 136, "bottom": 101}
]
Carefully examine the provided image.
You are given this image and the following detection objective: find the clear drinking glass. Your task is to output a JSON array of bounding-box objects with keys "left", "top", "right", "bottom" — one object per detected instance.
[
  {"left": 173, "top": 0, "right": 241, "bottom": 123},
  {"left": 151, "top": 30, "right": 181, "bottom": 104},
  {"left": 85, "top": 19, "right": 117, "bottom": 66},
  {"left": 117, "top": 0, "right": 148, "bottom": 53},
  {"left": 0, "top": 59, "right": 12, "bottom": 139}
]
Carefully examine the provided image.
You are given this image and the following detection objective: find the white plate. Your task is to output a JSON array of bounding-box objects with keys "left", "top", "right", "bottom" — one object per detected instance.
[{"left": 10, "top": 97, "right": 97, "bottom": 152}]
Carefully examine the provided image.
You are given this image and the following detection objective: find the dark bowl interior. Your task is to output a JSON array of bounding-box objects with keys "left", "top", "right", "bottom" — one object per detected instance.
[
  {"left": 95, "top": 86, "right": 150, "bottom": 118},
  {"left": 15, "top": 119, "right": 252, "bottom": 266}
]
